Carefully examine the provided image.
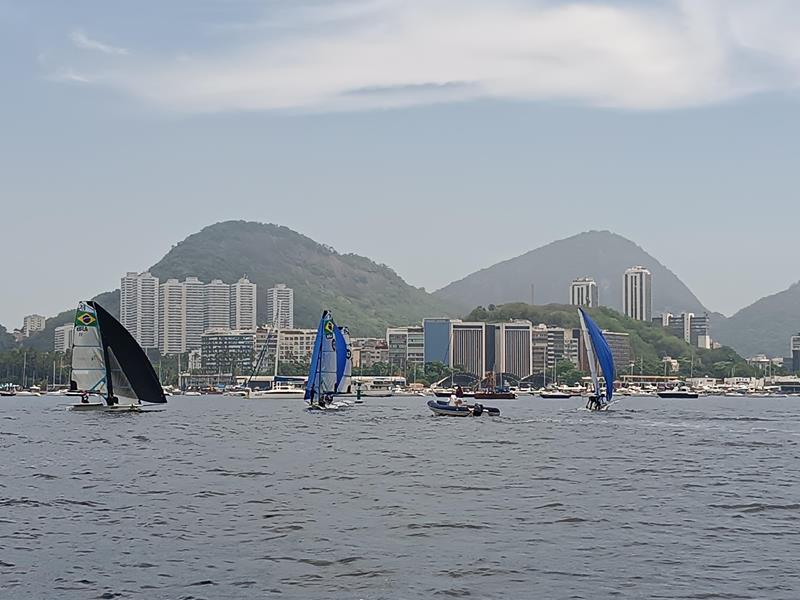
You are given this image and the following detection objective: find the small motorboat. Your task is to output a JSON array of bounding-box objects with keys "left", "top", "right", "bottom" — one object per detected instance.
[
  {"left": 427, "top": 399, "right": 500, "bottom": 417},
  {"left": 539, "top": 390, "right": 572, "bottom": 399}
]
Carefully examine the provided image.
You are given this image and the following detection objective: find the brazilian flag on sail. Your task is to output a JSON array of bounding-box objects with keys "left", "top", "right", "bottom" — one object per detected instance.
[{"left": 75, "top": 310, "right": 98, "bottom": 327}]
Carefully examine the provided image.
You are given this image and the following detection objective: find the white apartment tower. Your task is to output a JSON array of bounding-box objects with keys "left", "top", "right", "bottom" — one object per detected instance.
[
  {"left": 183, "top": 277, "right": 205, "bottom": 351},
  {"left": 159, "top": 279, "right": 184, "bottom": 355},
  {"left": 120, "top": 271, "right": 160, "bottom": 349},
  {"left": 53, "top": 324, "right": 74, "bottom": 353},
  {"left": 159, "top": 277, "right": 205, "bottom": 354},
  {"left": 623, "top": 266, "right": 652, "bottom": 322},
  {"left": 204, "top": 279, "right": 231, "bottom": 332},
  {"left": 231, "top": 276, "right": 257, "bottom": 331},
  {"left": 266, "top": 283, "right": 294, "bottom": 329},
  {"left": 569, "top": 278, "right": 599, "bottom": 308},
  {"left": 22, "top": 314, "right": 46, "bottom": 338}
]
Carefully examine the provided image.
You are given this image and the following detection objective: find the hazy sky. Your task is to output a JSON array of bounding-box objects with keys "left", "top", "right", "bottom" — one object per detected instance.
[{"left": 2, "top": 0, "right": 800, "bottom": 328}]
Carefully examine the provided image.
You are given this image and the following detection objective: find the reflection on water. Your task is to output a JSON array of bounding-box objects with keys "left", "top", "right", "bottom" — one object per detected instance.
[{"left": 1, "top": 395, "right": 799, "bottom": 599}]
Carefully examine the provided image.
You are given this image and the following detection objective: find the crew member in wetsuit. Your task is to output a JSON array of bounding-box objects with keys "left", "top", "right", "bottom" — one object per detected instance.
[
  {"left": 106, "top": 395, "right": 119, "bottom": 406},
  {"left": 80, "top": 392, "right": 89, "bottom": 404}
]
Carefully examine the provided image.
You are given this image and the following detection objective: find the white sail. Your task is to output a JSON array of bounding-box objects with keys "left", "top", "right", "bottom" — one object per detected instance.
[
  {"left": 578, "top": 309, "right": 600, "bottom": 397},
  {"left": 71, "top": 301, "right": 108, "bottom": 395}
]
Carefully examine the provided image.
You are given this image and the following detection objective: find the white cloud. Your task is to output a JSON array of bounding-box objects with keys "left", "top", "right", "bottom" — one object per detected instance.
[
  {"left": 50, "top": 68, "right": 92, "bottom": 84},
  {"left": 70, "top": 30, "right": 129, "bottom": 55},
  {"left": 62, "top": 0, "right": 800, "bottom": 112}
]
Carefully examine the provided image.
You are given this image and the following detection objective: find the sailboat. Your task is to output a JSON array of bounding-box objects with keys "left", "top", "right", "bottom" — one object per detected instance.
[
  {"left": 69, "top": 301, "right": 167, "bottom": 412},
  {"left": 304, "top": 310, "right": 348, "bottom": 410},
  {"left": 577, "top": 308, "right": 616, "bottom": 411}
]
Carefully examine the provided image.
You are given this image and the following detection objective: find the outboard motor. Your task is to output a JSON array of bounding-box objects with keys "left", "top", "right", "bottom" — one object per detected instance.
[{"left": 472, "top": 403, "right": 483, "bottom": 417}]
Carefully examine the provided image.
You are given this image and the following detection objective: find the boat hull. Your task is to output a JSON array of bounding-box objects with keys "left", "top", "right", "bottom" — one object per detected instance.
[
  {"left": 657, "top": 392, "right": 699, "bottom": 399},
  {"left": 70, "top": 403, "right": 142, "bottom": 412},
  {"left": 474, "top": 392, "right": 516, "bottom": 400},
  {"left": 426, "top": 400, "right": 500, "bottom": 417}
]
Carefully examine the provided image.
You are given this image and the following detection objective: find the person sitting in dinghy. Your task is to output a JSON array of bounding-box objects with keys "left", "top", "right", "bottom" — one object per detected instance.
[{"left": 449, "top": 394, "right": 463, "bottom": 407}]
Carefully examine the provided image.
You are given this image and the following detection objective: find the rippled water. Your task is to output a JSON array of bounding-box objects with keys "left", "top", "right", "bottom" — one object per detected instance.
[{"left": 2, "top": 394, "right": 800, "bottom": 599}]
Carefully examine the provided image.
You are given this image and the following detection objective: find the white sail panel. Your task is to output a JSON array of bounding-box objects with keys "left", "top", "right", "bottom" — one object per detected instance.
[
  {"left": 578, "top": 309, "right": 600, "bottom": 397},
  {"left": 107, "top": 347, "right": 138, "bottom": 405},
  {"left": 71, "top": 301, "right": 108, "bottom": 395},
  {"left": 318, "top": 316, "right": 339, "bottom": 394}
]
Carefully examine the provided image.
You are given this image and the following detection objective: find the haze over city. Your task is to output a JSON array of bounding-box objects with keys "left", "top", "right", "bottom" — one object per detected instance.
[{"left": 3, "top": 0, "right": 800, "bottom": 326}]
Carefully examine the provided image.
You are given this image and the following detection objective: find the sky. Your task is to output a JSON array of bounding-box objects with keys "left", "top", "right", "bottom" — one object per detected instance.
[{"left": 2, "top": 0, "right": 800, "bottom": 328}]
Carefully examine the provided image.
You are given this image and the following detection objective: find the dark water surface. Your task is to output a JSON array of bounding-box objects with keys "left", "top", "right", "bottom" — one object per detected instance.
[{"left": 2, "top": 395, "right": 800, "bottom": 599}]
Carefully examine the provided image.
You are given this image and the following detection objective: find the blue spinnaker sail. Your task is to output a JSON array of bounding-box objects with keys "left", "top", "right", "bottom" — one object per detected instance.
[
  {"left": 334, "top": 326, "right": 349, "bottom": 393},
  {"left": 578, "top": 308, "right": 616, "bottom": 403}
]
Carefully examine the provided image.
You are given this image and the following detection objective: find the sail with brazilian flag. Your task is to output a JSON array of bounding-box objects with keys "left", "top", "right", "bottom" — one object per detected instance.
[{"left": 70, "top": 300, "right": 166, "bottom": 408}]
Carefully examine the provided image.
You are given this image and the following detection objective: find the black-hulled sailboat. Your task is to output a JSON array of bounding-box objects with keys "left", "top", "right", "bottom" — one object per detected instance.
[
  {"left": 577, "top": 308, "right": 616, "bottom": 411},
  {"left": 69, "top": 301, "right": 167, "bottom": 411}
]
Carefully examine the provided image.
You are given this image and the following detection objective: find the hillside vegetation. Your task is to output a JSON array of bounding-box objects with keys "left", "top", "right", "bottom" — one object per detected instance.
[{"left": 21, "top": 221, "right": 459, "bottom": 348}]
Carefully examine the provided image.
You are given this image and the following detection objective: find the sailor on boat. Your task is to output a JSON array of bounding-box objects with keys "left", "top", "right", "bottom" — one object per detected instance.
[{"left": 585, "top": 395, "right": 605, "bottom": 412}]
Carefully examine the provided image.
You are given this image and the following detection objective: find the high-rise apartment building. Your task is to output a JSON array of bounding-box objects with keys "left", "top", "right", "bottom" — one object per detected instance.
[
  {"left": 120, "top": 271, "right": 160, "bottom": 349},
  {"left": 231, "top": 277, "right": 257, "bottom": 331},
  {"left": 183, "top": 277, "right": 205, "bottom": 351},
  {"left": 158, "top": 277, "right": 204, "bottom": 354},
  {"left": 22, "top": 314, "right": 46, "bottom": 338},
  {"left": 204, "top": 279, "right": 231, "bottom": 332},
  {"left": 569, "top": 278, "right": 599, "bottom": 308},
  {"left": 421, "top": 319, "right": 485, "bottom": 377},
  {"left": 53, "top": 324, "right": 74, "bottom": 352},
  {"left": 498, "top": 321, "right": 533, "bottom": 379},
  {"left": 265, "top": 284, "right": 294, "bottom": 329},
  {"left": 386, "top": 326, "right": 424, "bottom": 372},
  {"left": 623, "top": 266, "right": 652, "bottom": 321},
  {"left": 791, "top": 334, "right": 800, "bottom": 373},
  {"left": 159, "top": 279, "right": 184, "bottom": 355},
  {"left": 656, "top": 312, "right": 711, "bottom": 349}
]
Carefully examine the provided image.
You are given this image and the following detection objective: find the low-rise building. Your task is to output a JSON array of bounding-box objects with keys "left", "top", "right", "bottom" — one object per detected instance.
[{"left": 351, "top": 338, "right": 389, "bottom": 369}]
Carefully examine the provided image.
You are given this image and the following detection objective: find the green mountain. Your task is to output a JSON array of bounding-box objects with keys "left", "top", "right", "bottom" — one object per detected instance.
[
  {"left": 23, "top": 220, "right": 459, "bottom": 348},
  {"left": 465, "top": 303, "right": 755, "bottom": 379},
  {"left": 436, "top": 231, "right": 711, "bottom": 316},
  {"left": 713, "top": 282, "right": 800, "bottom": 358}
]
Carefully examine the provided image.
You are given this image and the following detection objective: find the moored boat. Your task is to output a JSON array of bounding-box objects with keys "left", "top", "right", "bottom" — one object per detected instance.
[{"left": 658, "top": 387, "right": 699, "bottom": 399}]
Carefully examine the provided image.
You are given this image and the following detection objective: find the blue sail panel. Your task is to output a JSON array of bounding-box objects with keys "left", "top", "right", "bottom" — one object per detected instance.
[
  {"left": 304, "top": 313, "right": 327, "bottom": 401},
  {"left": 334, "top": 325, "right": 348, "bottom": 392},
  {"left": 579, "top": 309, "right": 617, "bottom": 403}
]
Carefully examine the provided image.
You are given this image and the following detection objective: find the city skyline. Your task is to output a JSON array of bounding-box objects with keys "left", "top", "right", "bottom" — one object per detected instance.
[{"left": 4, "top": 2, "right": 800, "bottom": 327}]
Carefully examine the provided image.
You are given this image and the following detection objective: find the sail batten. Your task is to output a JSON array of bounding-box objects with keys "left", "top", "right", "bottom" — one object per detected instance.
[{"left": 578, "top": 308, "right": 616, "bottom": 403}]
